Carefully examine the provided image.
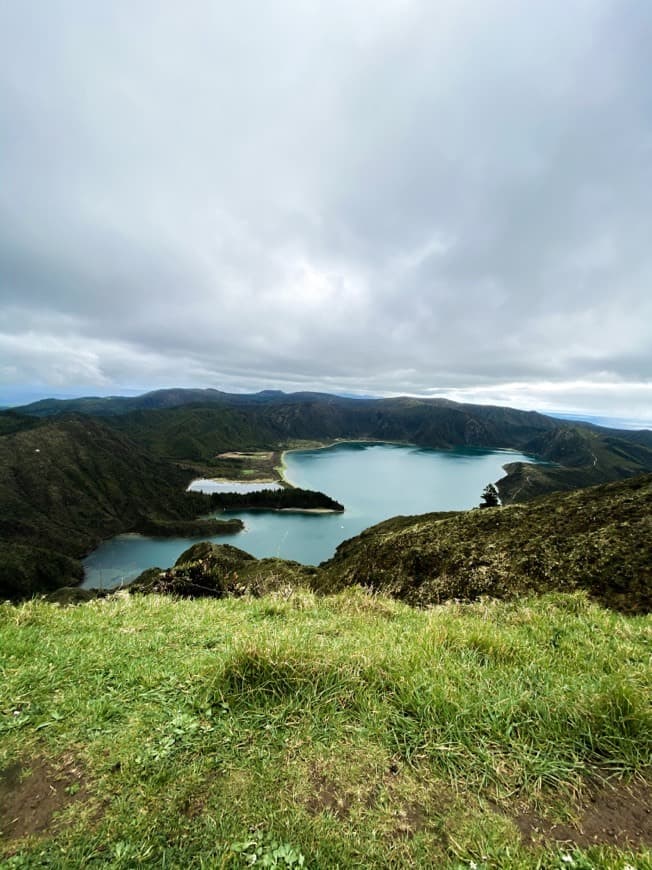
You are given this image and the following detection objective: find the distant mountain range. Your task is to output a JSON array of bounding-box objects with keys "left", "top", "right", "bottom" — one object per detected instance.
[{"left": 12, "top": 387, "right": 652, "bottom": 488}]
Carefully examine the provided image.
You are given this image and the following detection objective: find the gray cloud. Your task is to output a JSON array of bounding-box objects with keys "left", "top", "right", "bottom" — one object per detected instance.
[{"left": 1, "top": 0, "right": 651, "bottom": 421}]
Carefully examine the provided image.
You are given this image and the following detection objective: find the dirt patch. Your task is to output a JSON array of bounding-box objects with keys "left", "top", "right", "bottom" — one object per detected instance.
[
  {"left": 0, "top": 754, "right": 89, "bottom": 842},
  {"left": 306, "top": 772, "right": 352, "bottom": 820},
  {"left": 514, "top": 777, "right": 652, "bottom": 849},
  {"left": 304, "top": 761, "right": 440, "bottom": 841},
  {"left": 390, "top": 801, "right": 429, "bottom": 838},
  {"left": 386, "top": 775, "right": 450, "bottom": 840}
]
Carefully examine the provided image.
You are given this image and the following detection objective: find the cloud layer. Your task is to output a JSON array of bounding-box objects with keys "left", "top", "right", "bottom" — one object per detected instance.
[{"left": 1, "top": 0, "right": 651, "bottom": 421}]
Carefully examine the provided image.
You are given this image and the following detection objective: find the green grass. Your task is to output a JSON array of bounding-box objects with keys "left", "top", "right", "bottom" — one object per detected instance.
[{"left": 1, "top": 590, "right": 650, "bottom": 868}]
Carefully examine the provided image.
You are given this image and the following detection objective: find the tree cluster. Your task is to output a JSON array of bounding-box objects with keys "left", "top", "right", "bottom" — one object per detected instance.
[{"left": 209, "top": 487, "right": 344, "bottom": 512}]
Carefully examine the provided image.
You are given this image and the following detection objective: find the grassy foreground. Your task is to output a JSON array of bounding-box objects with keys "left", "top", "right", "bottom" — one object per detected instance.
[{"left": 1, "top": 590, "right": 650, "bottom": 868}]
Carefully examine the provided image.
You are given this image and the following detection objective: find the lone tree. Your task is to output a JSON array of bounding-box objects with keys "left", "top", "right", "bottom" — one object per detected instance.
[{"left": 480, "top": 483, "right": 500, "bottom": 508}]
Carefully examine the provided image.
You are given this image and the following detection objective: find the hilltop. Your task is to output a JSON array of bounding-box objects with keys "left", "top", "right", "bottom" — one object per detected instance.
[{"left": 1, "top": 590, "right": 650, "bottom": 867}]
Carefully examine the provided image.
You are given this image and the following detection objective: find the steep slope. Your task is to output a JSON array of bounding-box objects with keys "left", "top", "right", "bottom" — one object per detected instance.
[
  {"left": 317, "top": 474, "right": 652, "bottom": 613},
  {"left": 498, "top": 426, "right": 652, "bottom": 501},
  {"left": 105, "top": 398, "right": 549, "bottom": 457},
  {"left": 0, "top": 418, "right": 210, "bottom": 598},
  {"left": 14, "top": 389, "right": 565, "bottom": 449},
  {"left": 0, "top": 409, "right": 41, "bottom": 436}
]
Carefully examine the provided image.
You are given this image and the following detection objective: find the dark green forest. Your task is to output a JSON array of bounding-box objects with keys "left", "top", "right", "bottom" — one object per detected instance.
[{"left": 208, "top": 487, "right": 344, "bottom": 512}]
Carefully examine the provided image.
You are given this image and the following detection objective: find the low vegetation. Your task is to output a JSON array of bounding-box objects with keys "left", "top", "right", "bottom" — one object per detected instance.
[
  {"left": 1, "top": 590, "right": 650, "bottom": 868},
  {"left": 320, "top": 474, "right": 652, "bottom": 614}
]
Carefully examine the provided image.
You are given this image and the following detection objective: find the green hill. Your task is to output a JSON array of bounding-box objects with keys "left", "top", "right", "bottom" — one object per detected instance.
[
  {"left": 319, "top": 474, "right": 652, "bottom": 614},
  {"left": 0, "top": 418, "right": 217, "bottom": 598}
]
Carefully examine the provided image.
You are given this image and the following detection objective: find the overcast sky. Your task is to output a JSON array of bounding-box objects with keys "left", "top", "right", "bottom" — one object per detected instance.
[{"left": 1, "top": 0, "right": 651, "bottom": 423}]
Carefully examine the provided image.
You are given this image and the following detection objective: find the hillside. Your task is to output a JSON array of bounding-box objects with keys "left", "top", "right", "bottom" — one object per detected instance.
[
  {"left": 1, "top": 591, "right": 650, "bottom": 867},
  {"left": 319, "top": 474, "right": 652, "bottom": 614},
  {"left": 0, "top": 418, "right": 213, "bottom": 598}
]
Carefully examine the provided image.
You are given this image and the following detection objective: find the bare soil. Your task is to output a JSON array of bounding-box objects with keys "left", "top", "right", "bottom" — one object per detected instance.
[
  {"left": 304, "top": 762, "right": 443, "bottom": 840},
  {"left": 514, "top": 777, "right": 652, "bottom": 849},
  {"left": 0, "top": 754, "right": 89, "bottom": 842},
  {"left": 306, "top": 771, "right": 353, "bottom": 821}
]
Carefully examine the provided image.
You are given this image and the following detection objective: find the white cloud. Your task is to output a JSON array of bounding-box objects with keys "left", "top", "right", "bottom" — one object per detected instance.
[
  {"left": 425, "top": 380, "right": 652, "bottom": 426},
  {"left": 1, "top": 0, "right": 651, "bottom": 419}
]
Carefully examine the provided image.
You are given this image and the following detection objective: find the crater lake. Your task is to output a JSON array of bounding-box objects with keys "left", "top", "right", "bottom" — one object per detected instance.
[{"left": 82, "top": 442, "right": 536, "bottom": 589}]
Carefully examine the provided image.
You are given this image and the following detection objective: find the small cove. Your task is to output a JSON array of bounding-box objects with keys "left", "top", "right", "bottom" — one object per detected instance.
[{"left": 82, "top": 442, "right": 536, "bottom": 589}]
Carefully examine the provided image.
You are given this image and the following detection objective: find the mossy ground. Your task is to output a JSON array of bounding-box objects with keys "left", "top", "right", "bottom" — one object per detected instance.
[
  {"left": 1, "top": 590, "right": 650, "bottom": 868},
  {"left": 321, "top": 474, "right": 652, "bottom": 614}
]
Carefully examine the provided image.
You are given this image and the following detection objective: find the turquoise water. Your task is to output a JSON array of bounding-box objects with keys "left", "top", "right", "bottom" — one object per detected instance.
[{"left": 82, "top": 442, "right": 534, "bottom": 589}]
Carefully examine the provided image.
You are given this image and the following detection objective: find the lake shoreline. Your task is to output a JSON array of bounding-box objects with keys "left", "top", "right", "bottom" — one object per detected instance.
[
  {"left": 83, "top": 443, "right": 538, "bottom": 590},
  {"left": 221, "top": 506, "right": 340, "bottom": 516},
  {"left": 197, "top": 438, "right": 530, "bottom": 491},
  {"left": 187, "top": 477, "right": 281, "bottom": 490},
  {"left": 279, "top": 438, "right": 529, "bottom": 488},
  {"left": 279, "top": 438, "right": 416, "bottom": 486}
]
